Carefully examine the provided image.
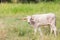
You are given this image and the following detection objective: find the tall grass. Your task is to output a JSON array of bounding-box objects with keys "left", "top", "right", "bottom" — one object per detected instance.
[{"left": 0, "top": 2, "right": 60, "bottom": 40}]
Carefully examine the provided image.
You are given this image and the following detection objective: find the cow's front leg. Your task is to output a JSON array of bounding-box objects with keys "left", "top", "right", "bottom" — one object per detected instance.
[
  {"left": 34, "top": 27, "right": 37, "bottom": 35},
  {"left": 50, "top": 26, "right": 53, "bottom": 35},
  {"left": 38, "top": 27, "right": 43, "bottom": 36}
]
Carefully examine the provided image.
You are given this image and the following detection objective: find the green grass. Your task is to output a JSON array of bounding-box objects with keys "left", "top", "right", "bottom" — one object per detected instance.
[{"left": 0, "top": 2, "right": 60, "bottom": 40}]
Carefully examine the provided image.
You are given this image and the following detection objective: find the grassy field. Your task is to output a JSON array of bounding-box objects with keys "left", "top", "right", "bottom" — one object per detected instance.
[{"left": 0, "top": 2, "right": 60, "bottom": 40}]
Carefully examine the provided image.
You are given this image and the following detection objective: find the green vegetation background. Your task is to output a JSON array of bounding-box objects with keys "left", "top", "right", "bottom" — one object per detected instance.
[{"left": 0, "top": 2, "right": 60, "bottom": 40}]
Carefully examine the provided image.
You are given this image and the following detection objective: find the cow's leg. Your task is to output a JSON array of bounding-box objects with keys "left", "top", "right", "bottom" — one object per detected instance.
[
  {"left": 38, "top": 27, "right": 43, "bottom": 36},
  {"left": 34, "top": 27, "right": 37, "bottom": 35},
  {"left": 50, "top": 25, "right": 53, "bottom": 34},
  {"left": 53, "top": 25, "right": 57, "bottom": 37},
  {"left": 51, "top": 25, "right": 57, "bottom": 37},
  {"left": 49, "top": 17, "right": 56, "bottom": 36}
]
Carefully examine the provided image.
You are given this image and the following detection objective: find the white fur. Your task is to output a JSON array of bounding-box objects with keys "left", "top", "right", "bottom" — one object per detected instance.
[{"left": 25, "top": 13, "right": 57, "bottom": 36}]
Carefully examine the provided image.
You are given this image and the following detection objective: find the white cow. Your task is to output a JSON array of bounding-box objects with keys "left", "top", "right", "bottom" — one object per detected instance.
[{"left": 22, "top": 13, "right": 57, "bottom": 36}]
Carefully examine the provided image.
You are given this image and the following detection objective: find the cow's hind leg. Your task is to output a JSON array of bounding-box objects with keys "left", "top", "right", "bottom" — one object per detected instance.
[
  {"left": 51, "top": 25, "right": 57, "bottom": 37},
  {"left": 53, "top": 25, "right": 57, "bottom": 37}
]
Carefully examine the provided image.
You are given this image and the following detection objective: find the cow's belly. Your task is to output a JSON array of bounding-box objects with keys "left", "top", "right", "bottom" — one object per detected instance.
[{"left": 38, "top": 20, "right": 50, "bottom": 26}]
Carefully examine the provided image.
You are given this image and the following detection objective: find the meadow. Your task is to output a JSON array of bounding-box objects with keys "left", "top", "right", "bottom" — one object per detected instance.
[{"left": 0, "top": 2, "right": 60, "bottom": 40}]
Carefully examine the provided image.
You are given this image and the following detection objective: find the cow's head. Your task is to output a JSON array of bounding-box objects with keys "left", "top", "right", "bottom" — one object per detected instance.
[{"left": 22, "top": 16, "right": 35, "bottom": 24}]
